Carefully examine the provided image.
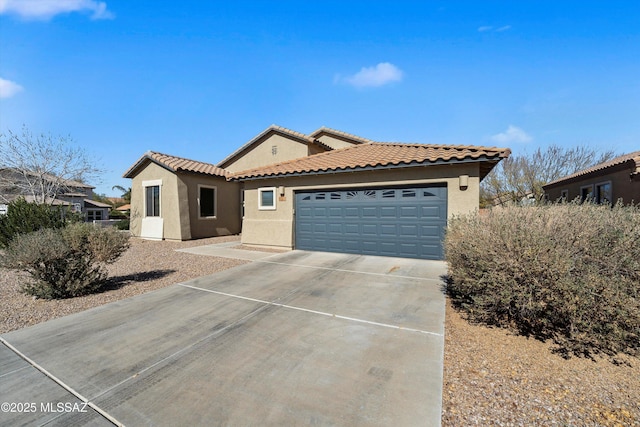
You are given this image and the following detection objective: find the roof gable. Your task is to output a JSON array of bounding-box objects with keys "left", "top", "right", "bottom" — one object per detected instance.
[
  {"left": 308, "top": 127, "right": 374, "bottom": 148},
  {"left": 217, "top": 125, "right": 331, "bottom": 169},
  {"left": 543, "top": 150, "right": 640, "bottom": 187},
  {"left": 231, "top": 142, "right": 511, "bottom": 180},
  {"left": 123, "top": 151, "right": 228, "bottom": 179}
]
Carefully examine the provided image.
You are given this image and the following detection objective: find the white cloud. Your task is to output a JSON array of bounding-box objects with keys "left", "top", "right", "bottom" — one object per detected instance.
[
  {"left": 478, "top": 25, "right": 511, "bottom": 33},
  {"left": 0, "top": 77, "right": 23, "bottom": 98},
  {"left": 339, "top": 62, "right": 404, "bottom": 88},
  {"left": 490, "top": 125, "right": 532, "bottom": 144},
  {"left": 0, "top": 0, "right": 114, "bottom": 20}
]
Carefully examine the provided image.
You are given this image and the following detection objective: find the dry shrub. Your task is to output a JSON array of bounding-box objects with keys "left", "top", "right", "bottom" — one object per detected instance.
[
  {"left": 444, "top": 202, "right": 640, "bottom": 359},
  {"left": 2, "top": 223, "right": 129, "bottom": 299}
]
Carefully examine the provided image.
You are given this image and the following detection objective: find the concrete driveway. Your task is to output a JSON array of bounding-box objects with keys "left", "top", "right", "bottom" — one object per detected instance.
[{"left": 0, "top": 249, "right": 447, "bottom": 426}]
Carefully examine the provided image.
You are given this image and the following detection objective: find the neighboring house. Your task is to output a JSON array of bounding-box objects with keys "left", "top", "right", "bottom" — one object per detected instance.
[
  {"left": 543, "top": 151, "right": 640, "bottom": 205},
  {"left": 124, "top": 125, "right": 510, "bottom": 259},
  {"left": 0, "top": 168, "right": 110, "bottom": 221}
]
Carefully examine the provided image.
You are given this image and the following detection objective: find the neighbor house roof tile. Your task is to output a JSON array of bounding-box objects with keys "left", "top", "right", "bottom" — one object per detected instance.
[
  {"left": 544, "top": 150, "right": 640, "bottom": 187},
  {"left": 231, "top": 142, "right": 511, "bottom": 180},
  {"left": 123, "top": 151, "right": 228, "bottom": 178}
]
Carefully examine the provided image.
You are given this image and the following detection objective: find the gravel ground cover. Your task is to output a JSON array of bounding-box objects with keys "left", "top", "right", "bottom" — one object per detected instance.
[
  {"left": 0, "top": 236, "right": 247, "bottom": 334},
  {"left": 443, "top": 302, "right": 640, "bottom": 426},
  {"left": 1, "top": 237, "right": 638, "bottom": 425}
]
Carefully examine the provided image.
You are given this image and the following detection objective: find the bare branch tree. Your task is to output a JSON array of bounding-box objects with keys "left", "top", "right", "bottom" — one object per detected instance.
[
  {"left": 481, "top": 144, "right": 617, "bottom": 205},
  {"left": 0, "top": 126, "right": 102, "bottom": 204}
]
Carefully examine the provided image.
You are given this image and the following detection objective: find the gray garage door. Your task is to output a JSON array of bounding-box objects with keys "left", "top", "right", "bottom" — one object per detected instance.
[{"left": 295, "top": 185, "right": 447, "bottom": 260}]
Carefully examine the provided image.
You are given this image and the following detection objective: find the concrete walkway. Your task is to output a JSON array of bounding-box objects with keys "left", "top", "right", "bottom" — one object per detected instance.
[{"left": 0, "top": 248, "right": 447, "bottom": 426}]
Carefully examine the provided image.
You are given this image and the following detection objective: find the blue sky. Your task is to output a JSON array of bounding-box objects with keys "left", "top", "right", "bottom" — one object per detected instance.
[{"left": 1, "top": 1, "right": 639, "bottom": 196}]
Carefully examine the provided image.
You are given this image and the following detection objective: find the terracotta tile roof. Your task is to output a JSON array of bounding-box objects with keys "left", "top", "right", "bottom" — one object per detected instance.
[
  {"left": 231, "top": 142, "right": 511, "bottom": 180},
  {"left": 309, "top": 126, "right": 375, "bottom": 145},
  {"left": 544, "top": 150, "right": 640, "bottom": 187},
  {"left": 123, "top": 151, "right": 228, "bottom": 178},
  {"left": 217, "top": 125, "right": 331, "bottom": 168}
]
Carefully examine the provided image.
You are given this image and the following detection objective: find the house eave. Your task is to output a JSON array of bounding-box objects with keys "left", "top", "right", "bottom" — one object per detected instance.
[{"left": 232, "top": 156, "right": 498, "bottom": 182}]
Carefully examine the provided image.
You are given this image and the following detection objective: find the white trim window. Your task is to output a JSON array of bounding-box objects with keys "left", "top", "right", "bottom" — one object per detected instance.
[
  {"left": 258, "top": 187, "right": 276, "bottom": 210},
  {"left": 143, "top": 179, "right": 162, "bottom": 217},
  {"left": 560, "top": 189, "right": 569, "bottom": 201},
  {"left": 595, "top": 181, "right": 612, "bottom": 204},
  {"left": 198, "top": 185, "right": 217, "bottom": 219}
]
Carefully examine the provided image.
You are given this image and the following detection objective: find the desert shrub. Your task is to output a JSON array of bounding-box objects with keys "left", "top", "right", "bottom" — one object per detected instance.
[
  {"left": 114, "top": 219, "right": 130, "bottom": 230},
  {"left": 0, "top": 198, "right": 68, "bottom": 248},
  {"left": 2, "top": 223, "right": 130, "bottom": 299},
  {"left": 444, "top": 202, "right": 640, "bottom": 359}
]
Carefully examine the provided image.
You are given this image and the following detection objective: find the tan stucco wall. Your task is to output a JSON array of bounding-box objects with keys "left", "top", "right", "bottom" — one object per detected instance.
[
  {"left": 129, "top": 163, "right": 242, "bottom": 241},
  {"left": 224, "top": 134, "right": 314, "bottom": 173},
  {"left": 179, "top": 173, "right": 241, "bottom": 238},
  {"left": 316, "top": 134, "right": 358, "bottom": 149},
  {"left": 129, "top": 162, "right": 186, "bottom": 240},
  {"left": 240, "top": 163, "right": 481, "bottom": 249},
  {"left": 545, "top": 166, "right": 640, "bottom": 204}
]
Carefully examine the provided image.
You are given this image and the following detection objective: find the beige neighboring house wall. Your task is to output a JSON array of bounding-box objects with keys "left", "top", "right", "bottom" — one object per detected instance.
[{"left": 239, "top": 163, "right": 481, "bottom": 249}]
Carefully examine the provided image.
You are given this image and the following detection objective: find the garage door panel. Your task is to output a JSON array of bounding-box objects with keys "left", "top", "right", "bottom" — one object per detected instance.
[
  {"left": 361, "top": 207, "right": 377, "bottom": 218},
  {"left": 344, "top": 224, "right": 360, "bottom": 235},
  {"left": 399, "top": 224, "right": 418, "bottom": 236},
  {"left": 327, "top": 223, "right": 343, "bottom": 234},
  {"left": 296, "top": 186, "right": 447, "bottom": 260},
  {"left": 361, "top": 224, "right": 378, "bottom": 236},
  {"left": 379, "top": 224, "right": 397, "bottom": 236},
  {"left": 421, "top": 225, "right": 443, "bottom": 238},
  {"left": 380, "top": 206, "right": 397, "bottom": 217},
  {"left": 421, "top": 206, "right": 442, "bottom": 218},
  {"left": 313, "top": 223, "right": 327, "bottom": 233},
  {"left": 344, "top": 207, "right": 359, "bottom": 218},
  {"left": 399, "top": 206, "right": 419, "bottom": 218}
]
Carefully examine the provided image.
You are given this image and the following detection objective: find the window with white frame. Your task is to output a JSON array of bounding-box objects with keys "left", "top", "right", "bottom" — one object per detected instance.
[
  {"left": 199, "top": 185, "right": 216, "bottom": 218},
  {"left": 258, "top": 187, "right": 276, "bottom": 210},
  {"left": 144, "top": 181, "right": 161, "bottom": 217},
  {"left": 595, "top": 181, "right": 612, "bottom": 204},
  {"left": 560, "top": 189, "right": 569, "bottom": 201}
]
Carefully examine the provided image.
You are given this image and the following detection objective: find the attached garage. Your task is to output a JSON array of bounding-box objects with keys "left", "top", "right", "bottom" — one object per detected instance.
[
  {"left": 295, "top": 186, "right": 447, "bottom": 260},
  {"left": 234, "top": 141, "right": 510, "bottom": 260}
]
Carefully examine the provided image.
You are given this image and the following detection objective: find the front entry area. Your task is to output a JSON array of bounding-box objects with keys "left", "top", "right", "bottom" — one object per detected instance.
[{"left": 294, "top": 185, "right": 448, "bottom": 260}]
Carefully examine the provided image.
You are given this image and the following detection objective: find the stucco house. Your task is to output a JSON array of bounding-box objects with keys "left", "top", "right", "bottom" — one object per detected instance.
[
  {"left": 543, "top": 151, "right": 640, "bottom": 205},
  {"left": 0, "top": 168, "right": 110, "bottom": 221},
  {"left": 124, "top": 125, "right": 510, "bottom": 259}
]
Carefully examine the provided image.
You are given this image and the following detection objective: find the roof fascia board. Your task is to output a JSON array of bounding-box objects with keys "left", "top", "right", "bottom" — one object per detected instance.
[{"left": 232, "top": 156, "right": 493, "bottom": 182}]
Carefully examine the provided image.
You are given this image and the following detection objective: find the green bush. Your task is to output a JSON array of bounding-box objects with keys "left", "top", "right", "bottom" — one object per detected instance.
[
  {"left": 444, "top": 202, "right": 640, "bottom": 359},
  {"left": 0, "top": 198, "right": 68, "bottom": 248},
  {"left": 2, "top": 223, "right": 130, "bottom": 299},
  {"left": 114, "top": 219, "right": 130, "bottom": 230}
]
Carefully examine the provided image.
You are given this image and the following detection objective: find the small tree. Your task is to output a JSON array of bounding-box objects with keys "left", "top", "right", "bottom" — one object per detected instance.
[
  {"left": 481, "top": 145, "right": 616, "bottom": 205},
  {"left": 112, "top": 185, "right": 131, "bottom": 204},
  {"left": 0, "top": 126, "right": 102, "bottom": 205}
]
